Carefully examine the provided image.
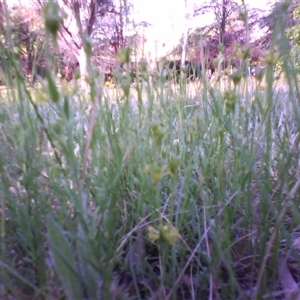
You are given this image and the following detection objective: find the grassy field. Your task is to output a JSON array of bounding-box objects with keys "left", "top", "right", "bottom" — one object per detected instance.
[{"left": 1, "top": 35, "right": 300, "bottom": 300}]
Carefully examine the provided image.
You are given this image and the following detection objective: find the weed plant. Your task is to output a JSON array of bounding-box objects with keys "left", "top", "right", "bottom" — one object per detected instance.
[{"left": 1, "top": 3, "right": 300, "bottom": 300}]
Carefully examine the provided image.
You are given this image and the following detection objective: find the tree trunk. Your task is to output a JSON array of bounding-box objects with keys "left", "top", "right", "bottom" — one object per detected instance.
[
  {"left": 181, "top": 0, "right": 192, "bottom": 74},
  {"left": 220, "top": 0, "right": 227, "bottom": 45},
  {"left": 76, "top": 47, "right": 88, "bottom": 89},
  {"left": 181, "top": 28, "right": 189, "bottom": 68}
]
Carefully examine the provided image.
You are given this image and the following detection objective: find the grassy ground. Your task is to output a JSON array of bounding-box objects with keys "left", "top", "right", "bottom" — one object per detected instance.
[
  {"left": 2, "top": 25, "right": 300, "bottom": 300},
  {"left": 1, "top": 63, "right": 300, "bottom": 300}
]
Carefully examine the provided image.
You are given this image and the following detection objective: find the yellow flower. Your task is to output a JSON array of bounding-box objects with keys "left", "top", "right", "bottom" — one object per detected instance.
[
  {"left": 35, "top": 90, "right": 47, "bottom": 102},
  {"left": 147, "top": 224, "right": 180, "bottom": 245},
  {"left": 151, "top": 168, "right": 162, "bottom": 182},
  {"left": 160, "top": 224, "right": 180, "bottom": 245},
  {"left": 147, "top": 226, "right": 160, "bottom": 243}
]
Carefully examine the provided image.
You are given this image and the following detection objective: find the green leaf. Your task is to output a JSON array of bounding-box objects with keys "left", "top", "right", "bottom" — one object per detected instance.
[
  {"left": 47, "top": 216, "right": 82, "bottom": 300},
  {"left": 47, "top": 71, "right": 60, "bottom": 103},
  {"left": 0, "top": 261, "right": 43, "bottom": 295},
  {"left": 75, "top": 224, "right": 99, "bottom": 299},
  {"left": 63, "top": 96, "right": 70, "bottom": 120}
]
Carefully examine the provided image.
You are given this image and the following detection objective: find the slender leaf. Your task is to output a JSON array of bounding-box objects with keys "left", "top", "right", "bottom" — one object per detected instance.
[{"left": 47, "top": 216, "right": 82, "bottom": 300}]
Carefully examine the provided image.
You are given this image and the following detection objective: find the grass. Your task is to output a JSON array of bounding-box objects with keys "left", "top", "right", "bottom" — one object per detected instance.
[{"left": 2, "top": 16, "right": 300, "bottom": 300}]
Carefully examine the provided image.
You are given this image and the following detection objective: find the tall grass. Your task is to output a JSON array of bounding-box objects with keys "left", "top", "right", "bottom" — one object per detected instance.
[{"left": 1, "top": 3, "right": 300, "bottom": 300}]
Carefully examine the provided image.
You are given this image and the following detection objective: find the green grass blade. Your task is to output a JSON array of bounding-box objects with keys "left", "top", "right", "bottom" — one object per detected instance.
[{"left": 47, "top": 216, "right": 82, "bottom": 300}]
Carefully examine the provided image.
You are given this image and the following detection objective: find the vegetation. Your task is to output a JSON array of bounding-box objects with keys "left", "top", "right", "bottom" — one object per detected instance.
[
  {"left": 287, "top": 6, "right": 300, "bottom": 73},
  {"left": 1, "top": 1, "right": 300, "bottom": 300}
]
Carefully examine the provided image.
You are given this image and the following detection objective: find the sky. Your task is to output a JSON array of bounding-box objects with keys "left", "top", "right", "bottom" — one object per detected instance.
[{"left": 131, "top": 0, "right": 273, "bottom": 59}]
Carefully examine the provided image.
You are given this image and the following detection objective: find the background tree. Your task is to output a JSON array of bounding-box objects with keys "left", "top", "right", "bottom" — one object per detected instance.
[
  {"left": 10, "top": 4, "right": 45, "bottom": 79},
  {"left": 286, "top": 3, "right": 300, "bottom": 73},
  {"left": 0, "top": 0, "right": 137, "bottom": 86},
  {"left": 48, "top": 0, "right": 129, "bottom": 82},
  {"left": 91, "top": 0, "right": 129, "bottom": 71},
  {"left": 50, "top": 0, "right": 108, "bottom": 81},
  {"left": 194, "top": 0, "right": 240, "bottom": 46},
  {"left": 171, "top": 0, "right": 247, "bottom": 75},
  {"left": 169, "top": 0, "right": 276, "bottom": 76},
  {"left": 0, "top": 0, "right": 4, "bottom": 35},
  {"left": 0, "top": 2, "right": 46, "bottom": 84}
]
